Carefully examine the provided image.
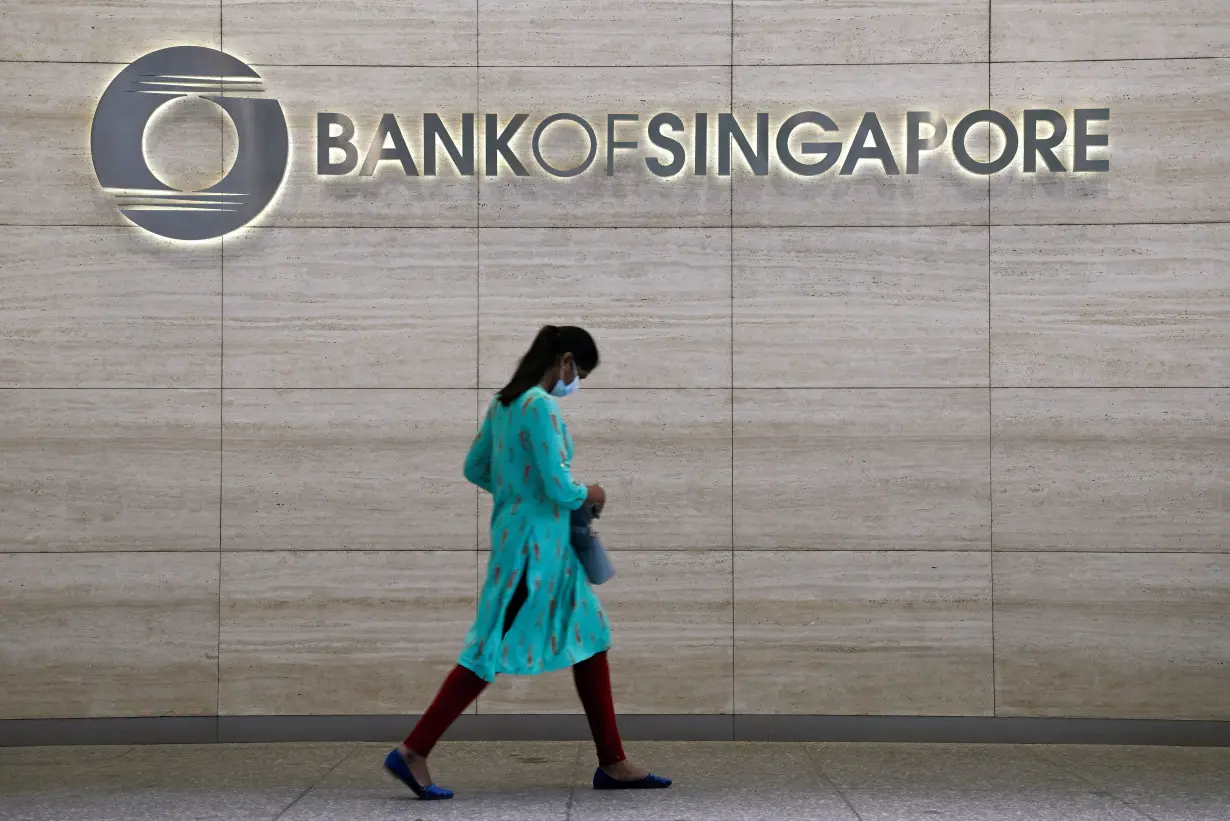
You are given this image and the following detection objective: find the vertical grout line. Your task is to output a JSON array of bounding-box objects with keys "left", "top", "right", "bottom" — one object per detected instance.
[
  {"left": 987, "top": 0, "right": 997, "bottom": 718},
  {"left": 473, "top": 4, "right": 482, "bottom": 714},
  {"left": 728, "top": 0, "right": 736, "bottom": 738},
  {"left": 216, "top": 0, "right": 225, "bottom": 743}
]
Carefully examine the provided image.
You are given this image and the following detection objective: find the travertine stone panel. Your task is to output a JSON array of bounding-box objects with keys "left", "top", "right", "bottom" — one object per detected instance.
[
  {"left": 735, "top": 0, "right": 988, "bottom": 65},
  {"left": 480, "top": 389, "right": 732, "bottom": 551},
  {"left": 257, "top": 67, "right": 477, "bottom": 227},
  {"left": 735, "top": 389, "right": 990, "bottom": 550},
  {"left": 0, "top": 552, "right": 219, "bottom": 719},
  {"left": 480, "top": 0, "right": 730, "bottom": 66},
  {"left": 995, "top": 553, "right": 1230, "bottom": 719},
  {"left": 734, "top": 227, "right": 989, "bottom": 387},
  {"left": 223, "top": 390, "right": 476, "bottom": 551},
  {"left": 992, "top": 389, "right": 1230, "bottom": 553},
  {"left": 224, "top": 0, "right": 476, "bottom": 66},
  {"left": 991, "top": 60, "right": 1230, "bottom": 225},
  {"left": 224, "top": 228, "right": 476, "bottom": 388},
  {"left": 479, "top": 228, "right": 730, "bottom": 389},
  {"left": 0, "top": 63, "right": 228, "bottom": 226},
  {"left": 481, "top": 551, "right": 732, "bottom": 713},
  {"left": 991, "top": 225, "right": 1230, "bottom": 387},
  {"left": 219, "top": 551, "right": 476, "bottom": 715},
  {"left": 733, "top": 64, "right": 990, "bottom": 226},
  {"left": 478, "top": 67, "right": 731, "bottom": 227},
  {"left": 993, "top": 0, "right": 1230, "bottom": 62},
  {"left": 735, "top": 551, "right": 994, "bottom": 715},
  {"left": 0, "top": 227, "right": 221, "bottom": 388},
  {"left": 0, "top": 389, "right": 221, "bottom": 553},
  {"left": 3, "top": 1, "right": 220, "bottom": 62}
]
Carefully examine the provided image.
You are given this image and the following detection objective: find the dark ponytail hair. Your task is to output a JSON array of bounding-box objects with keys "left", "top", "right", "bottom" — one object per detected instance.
[{"left": 497, "top": 325, "right": 599, "bottom": 406}]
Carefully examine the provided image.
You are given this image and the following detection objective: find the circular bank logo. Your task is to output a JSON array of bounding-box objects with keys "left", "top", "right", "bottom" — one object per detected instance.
[{"left": 91, "top": 46, "right": 289, "bottom": 241}]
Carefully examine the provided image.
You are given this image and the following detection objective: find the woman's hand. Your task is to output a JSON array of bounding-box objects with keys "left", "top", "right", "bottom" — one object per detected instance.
[{"left": 585, "top": 484, "right": 606, "bottom": 511}]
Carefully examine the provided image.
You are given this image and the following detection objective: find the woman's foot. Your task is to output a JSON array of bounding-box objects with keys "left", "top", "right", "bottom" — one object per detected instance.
[
  {"left": 601, "top": 760, "right": 651, "bottom": 781},
  {"left": 397, "top": 745, "right": 435, "bottom": 786},
  {"left": 383, "top": 746, "right": 453, "bottom": 800},
  {"left": 593, "top": 759, "right": 672, "bottom": 790}
]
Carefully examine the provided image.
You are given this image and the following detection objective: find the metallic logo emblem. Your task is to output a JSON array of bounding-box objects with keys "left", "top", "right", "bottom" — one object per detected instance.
[{"left": 91, "top": 46, "right": 289, "bottom": 241}]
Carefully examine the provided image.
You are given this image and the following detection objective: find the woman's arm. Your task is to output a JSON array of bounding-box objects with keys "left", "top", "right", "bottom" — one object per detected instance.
[
  {"left": 521, "top": 393, "right": 590, "bottom": 510},
  {"left": 463, "top": 401, "right": 496, "bottom": 494}
]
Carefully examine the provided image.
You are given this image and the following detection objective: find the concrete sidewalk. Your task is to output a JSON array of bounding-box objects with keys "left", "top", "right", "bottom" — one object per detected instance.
[{"left": 2, "top": 740, "right": 1227, "bottom": 820}]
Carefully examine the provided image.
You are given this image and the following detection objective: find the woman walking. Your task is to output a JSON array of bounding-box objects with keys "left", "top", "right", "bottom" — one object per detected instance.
[{"left": 384, "top": 325, "right": 671, "bottom": 800}]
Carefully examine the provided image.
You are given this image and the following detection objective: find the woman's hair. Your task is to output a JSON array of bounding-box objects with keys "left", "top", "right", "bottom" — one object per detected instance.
[{"left": 496, "top": 325, "right": 599, "bottom": 406}]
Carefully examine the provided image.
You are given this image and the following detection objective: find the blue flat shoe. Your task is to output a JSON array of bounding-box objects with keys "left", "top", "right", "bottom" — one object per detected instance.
[
  {"left": 593, "top": 767, "right": 673, "bottom": 790},
  {"left": 383, "top": 749, "right": 453, "bottom": 800}
]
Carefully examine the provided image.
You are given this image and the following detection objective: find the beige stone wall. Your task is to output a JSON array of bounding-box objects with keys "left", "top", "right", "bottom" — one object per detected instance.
[{"left": 1, "top": 0, "right": 1227, "bottom": 723}]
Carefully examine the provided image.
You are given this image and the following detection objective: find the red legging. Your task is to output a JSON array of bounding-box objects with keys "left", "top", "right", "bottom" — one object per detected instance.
[{"left": 404, "top": 652, "right": 626, "bottom": 766}]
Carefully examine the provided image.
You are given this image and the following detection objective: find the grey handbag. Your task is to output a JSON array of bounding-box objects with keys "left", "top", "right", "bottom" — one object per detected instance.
[{"left": 570, "top": 502, "right": 615, "bottom": 585}]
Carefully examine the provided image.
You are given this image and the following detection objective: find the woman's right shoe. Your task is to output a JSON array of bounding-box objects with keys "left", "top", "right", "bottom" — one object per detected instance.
[
  {"left": 593, "top": 767, "right": 673, "bottom": 790},
  {"left": 383, "top": 749, "right": 454, "bottom": 800}
]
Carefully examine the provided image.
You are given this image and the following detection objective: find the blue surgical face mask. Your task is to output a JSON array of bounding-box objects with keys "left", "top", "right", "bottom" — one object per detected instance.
[{"left": 551, "top": 360, "right": 580, "bottom": 398}]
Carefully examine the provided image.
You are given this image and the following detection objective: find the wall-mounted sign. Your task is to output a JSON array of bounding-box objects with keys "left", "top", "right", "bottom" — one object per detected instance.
[
  {"left": 91, "top": 46, "right": 288, "bottom": 241},
  {"left": 318, "top": 108, "right": 1109, "bottom": 180},
  {"left": 92, "top": 47, "right": 1111, "bottom": 241}
]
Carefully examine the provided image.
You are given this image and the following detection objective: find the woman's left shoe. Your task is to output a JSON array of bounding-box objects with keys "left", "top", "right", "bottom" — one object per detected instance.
[
  {"left": 592, "top": 767, "right": 673, "bottom": 790},
  {"left": 383, "top": 749, "right": 454, "bottom": 800}
]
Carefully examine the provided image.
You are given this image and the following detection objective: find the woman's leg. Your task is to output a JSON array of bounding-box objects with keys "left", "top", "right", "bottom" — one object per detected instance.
[
  {"left": 394, "top": 569, "right": 527, "bottom": 786},
  {"left": 402, "top": 664, "right": 489, "bottom": 757},
  {"left": 503, "top": 570, "right": 529, "bottom": 637},
  {"left": 572, "top": 651, "right": 627, "bottom": 767},
  {"left": 572, "top": 652, "right": 672, "bottom": 788},
  {"left": 387, "top": 663, "right": 488, "bottom": 798}
]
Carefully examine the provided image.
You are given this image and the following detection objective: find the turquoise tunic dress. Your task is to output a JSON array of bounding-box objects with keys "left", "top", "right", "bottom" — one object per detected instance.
[{"left": 458, "top": 386, "right": 612, "bottom": 682}]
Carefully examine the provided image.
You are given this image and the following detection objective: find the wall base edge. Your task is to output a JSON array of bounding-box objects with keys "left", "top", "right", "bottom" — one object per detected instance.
[{"left": 2, "top": 714, "right": 1227, "bottom": 747}]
